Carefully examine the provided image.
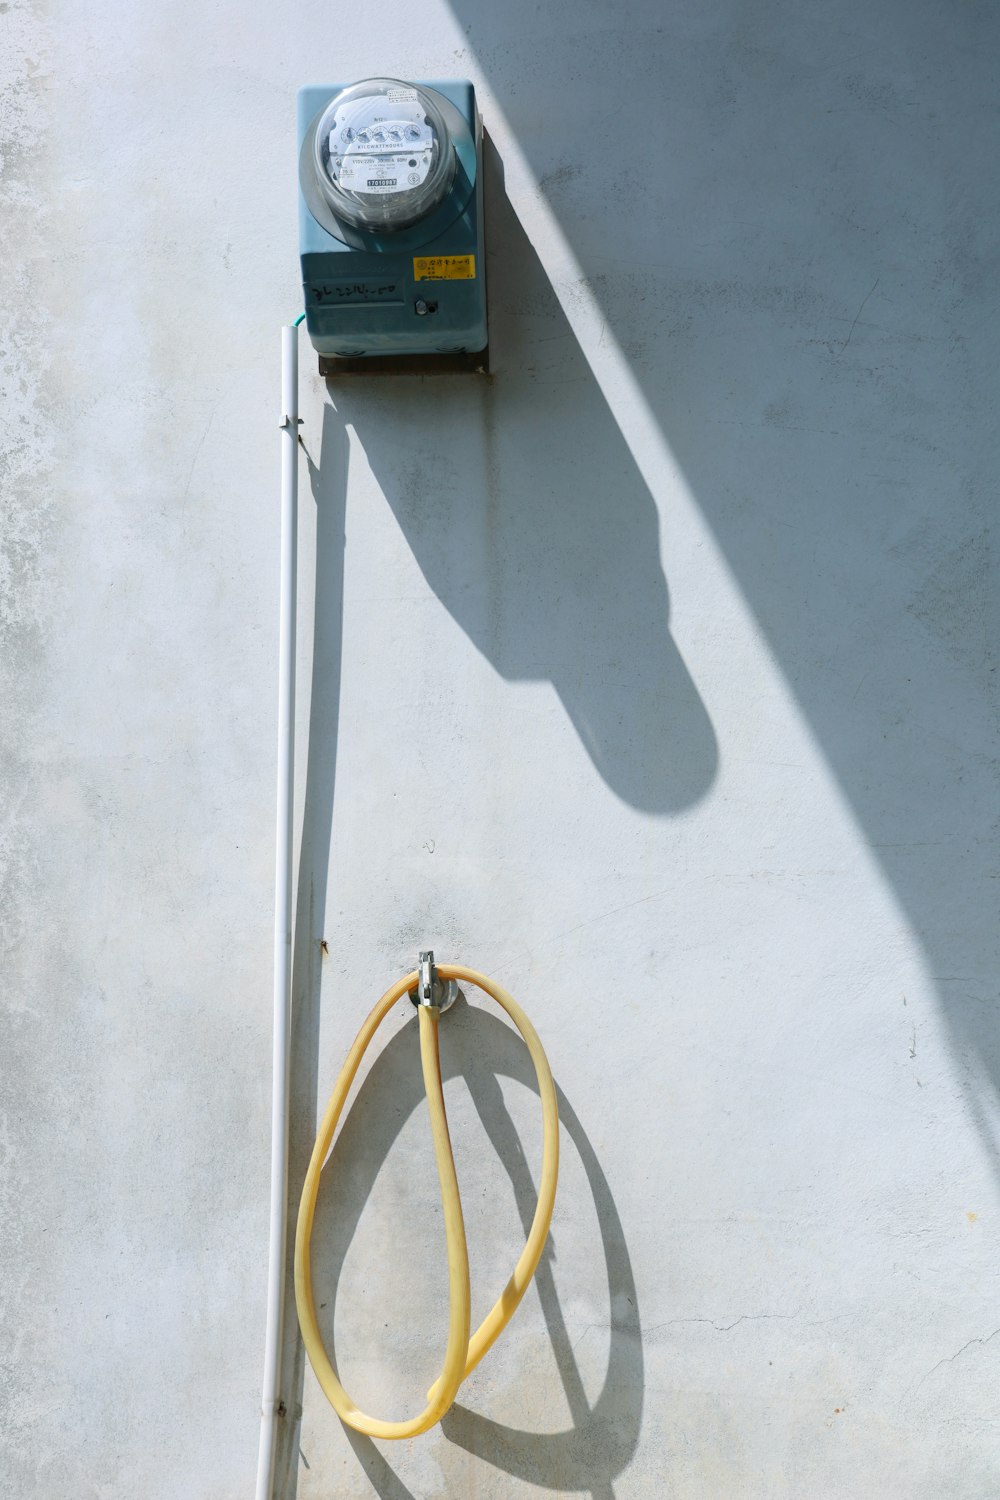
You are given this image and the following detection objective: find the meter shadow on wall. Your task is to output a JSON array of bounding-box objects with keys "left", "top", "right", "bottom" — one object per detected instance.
[
  {"left": 307, "top": 997, "right": 643, "bottom": 1500},
  {"left": 329, "top": 138, "right": 717, "bottom": 816},
  {"left": 439, "top": 6, "right": 1000, "bottom": 1196}
]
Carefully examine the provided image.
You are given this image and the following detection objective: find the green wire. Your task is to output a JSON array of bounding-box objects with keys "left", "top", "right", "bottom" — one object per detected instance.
[{"left": 293, "top": 312, "right": 306, "bottom": 327}]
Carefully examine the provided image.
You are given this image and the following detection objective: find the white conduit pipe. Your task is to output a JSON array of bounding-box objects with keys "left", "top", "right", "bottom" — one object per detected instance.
[{"left": 256, "top": 323, "right": 299, "bottom": 1500}]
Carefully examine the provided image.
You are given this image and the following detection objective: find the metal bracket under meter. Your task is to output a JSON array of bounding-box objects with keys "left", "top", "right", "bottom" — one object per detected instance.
[{"left": 297, "top": 78, "right": 488, "bottom": 373}]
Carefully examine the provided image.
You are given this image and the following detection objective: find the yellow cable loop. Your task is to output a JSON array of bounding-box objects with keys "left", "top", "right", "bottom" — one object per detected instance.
[{"left": 294, "top": 963, "right": 560, "bottom": 1439}]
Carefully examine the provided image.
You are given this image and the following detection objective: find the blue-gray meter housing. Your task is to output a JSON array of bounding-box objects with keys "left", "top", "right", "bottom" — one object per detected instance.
[{"left": 298, "top": 80, "right": 487, "bottom": 366}]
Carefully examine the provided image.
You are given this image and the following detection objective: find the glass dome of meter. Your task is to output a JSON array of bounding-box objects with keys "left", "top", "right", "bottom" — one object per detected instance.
[{"left": 312, "top": 79, "right": 457, "bottom": 231}]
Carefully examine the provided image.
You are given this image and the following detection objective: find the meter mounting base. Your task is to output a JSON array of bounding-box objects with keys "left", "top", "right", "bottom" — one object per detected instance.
[{"left": 319, "top": 346, "right": 490, "bottom": 378}]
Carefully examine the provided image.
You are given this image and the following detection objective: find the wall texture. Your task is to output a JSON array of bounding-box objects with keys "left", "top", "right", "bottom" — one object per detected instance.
[{"left": 3, "top": 2, "right": 999, "bottom": 1496}]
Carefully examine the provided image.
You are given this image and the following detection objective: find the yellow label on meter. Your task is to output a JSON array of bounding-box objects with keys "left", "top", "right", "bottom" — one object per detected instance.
[{"left": 413, "top": 254, "right": 476, "bottom": 281}]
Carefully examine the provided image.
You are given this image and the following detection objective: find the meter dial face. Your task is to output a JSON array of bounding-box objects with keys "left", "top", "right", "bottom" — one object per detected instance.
[
  {"left": 330, "top": 100, "right": 433, "bottom": 195},
  {"left": 313, "top": 79, "right": 456, "bottom": 231}
]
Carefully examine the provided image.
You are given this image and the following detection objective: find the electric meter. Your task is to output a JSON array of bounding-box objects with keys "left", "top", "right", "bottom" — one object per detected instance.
[
  {"left": 312, "top": 80, "right": 456, "bottom": 231},
  {"left": 298, "top": 78, "right": 487, "bottom": 368}
]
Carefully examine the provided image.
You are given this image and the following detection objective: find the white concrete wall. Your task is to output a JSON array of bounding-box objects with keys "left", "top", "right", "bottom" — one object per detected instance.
[{"left": 3, "top": 2, "right": 999, "bottom": 1496}]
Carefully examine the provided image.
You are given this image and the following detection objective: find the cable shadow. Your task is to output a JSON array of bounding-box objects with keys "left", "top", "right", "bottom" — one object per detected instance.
[
  {"left": 324, "top": 137, "right": 717, "bottom": 815},
  {"left": 272, "top": 405, "right": 349, "bottom": 1500},
  {"left": 306, "top": 995, "right": 643, "bottom": 1499}
]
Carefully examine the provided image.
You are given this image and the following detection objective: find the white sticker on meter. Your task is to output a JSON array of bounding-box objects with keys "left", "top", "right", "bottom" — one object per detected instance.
[{"left": 326, "top": 97, "right": 434, "bottom": 197}]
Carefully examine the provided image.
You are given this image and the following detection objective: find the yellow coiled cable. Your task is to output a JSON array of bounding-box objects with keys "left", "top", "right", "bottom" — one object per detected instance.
[{"left": 294, "top": 963, "right": 560, "bottom": 1439}]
